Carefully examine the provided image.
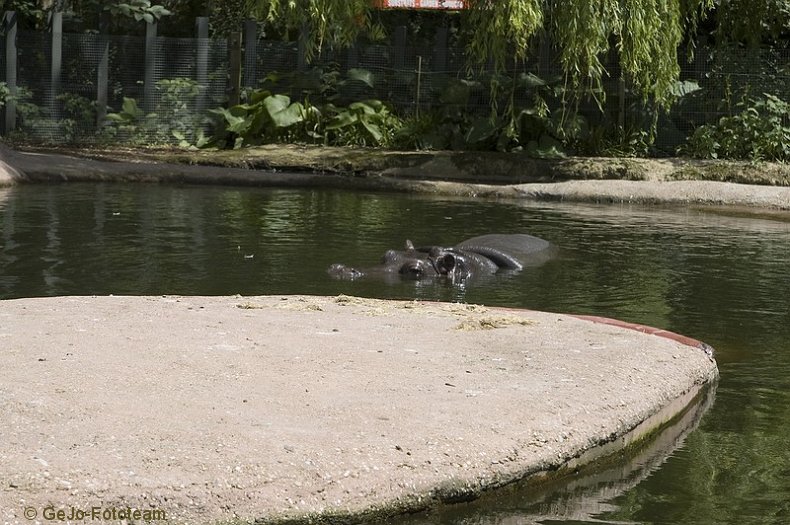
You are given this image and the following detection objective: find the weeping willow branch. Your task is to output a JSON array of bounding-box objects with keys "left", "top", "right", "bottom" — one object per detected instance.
[
  {"left": 465, "top": 0, "right": 544, "bottom": 73},
  {"left": 246, "top": 0, "right": 373, "bottom": 60},
  {"left": 466, "top": 0, "right": 713, "bottom": 110}
]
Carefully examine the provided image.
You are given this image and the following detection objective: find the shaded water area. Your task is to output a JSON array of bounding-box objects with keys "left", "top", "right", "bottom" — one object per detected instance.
[{"left": 1, "top": 183, "right": 789, "bottom": 524}]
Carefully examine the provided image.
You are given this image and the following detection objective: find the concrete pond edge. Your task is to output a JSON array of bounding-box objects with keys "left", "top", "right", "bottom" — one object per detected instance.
[
  {"left": 255, "top": 308, "right": 719, "bottom": 525},
  {"left": 2, "top": 146, "right": 790, "bottom": 210},
  {"left": 260, "top": 380, "right": 717, "bottom": 525}
]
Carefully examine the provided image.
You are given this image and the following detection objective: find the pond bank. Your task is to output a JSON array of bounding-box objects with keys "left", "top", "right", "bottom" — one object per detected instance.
[
  {"left": 2, "top": 145, "right": 790, "bottom": 210},
  {"left": 0, "top": 295, "right": 717, "bottom": 525}
]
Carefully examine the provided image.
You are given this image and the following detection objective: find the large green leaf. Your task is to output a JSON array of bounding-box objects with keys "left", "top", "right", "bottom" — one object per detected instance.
[
  {"left": 359, "top": 119, "right": 383, "bottom": 143},
  {"left": 121, "top": 97, "right": 144, "bottom": 119},
  {"left": 326, "top": 110, "right": 358, "bottom": 130},
  {"left": 349, "top": 101, "right": 377, "bottom": 116},
  {"left": 208, "top": 107, "right": 249, "bottom": 134},
  {"left": 249, "top": 89, "right": 273, "bottom": 105},
  {"left": 263, "top": 95, "right": 304, "bottom": 128},
  {"left": 517, "top": 72, "right": 547, "bottom": 89},
  {"left": 464, "top": 117, "right": 498, "bottom": 144},
  {"left": 347, "top": 68, "right": 375, "bottom": 88},
  {"left": 670, "top": 80, "right": 701, "bottom": 98}
]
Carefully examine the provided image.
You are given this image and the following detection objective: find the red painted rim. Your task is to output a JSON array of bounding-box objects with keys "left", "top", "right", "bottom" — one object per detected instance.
[{"left": 570, "top": 314, "right": 715, "bottom": 360}]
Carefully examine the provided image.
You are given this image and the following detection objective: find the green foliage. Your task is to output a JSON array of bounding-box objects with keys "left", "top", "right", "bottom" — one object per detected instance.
[
  {"left": 208, "top": 90, "right": 316, "bottom": 147},
  {"left": 208, "top": 66, "right": 399, "bottom": 148},
  {"left": 107, "top": 1, "right": 172, "bottom": 23},
  {"left": 208, "top": 86, "right": 399, "bottom": 149},
  {"left": 0, "top": 83, "right": 10, "bottom": 110},
  {"left": 56, "top": 93, "right": 97, "bottom": 143},
  {"left": 246, "top": 0, "right": 379, "bottom": 56},
  {"left": 103, "top": 78, "right": 204, "bottom": 145},
  {"left": 587, "top": 127, "right": 652, "bottom": 158},
  {"left": 6, "top": 86, "right": 45, "bottom": 131},
  {"left": 210, "top": 0, "right": 250, "bottom": 35},
  {"left": 464, "top": 0, "right": 714, "bottom": 110},
  {"left": 154, "top": 78, "right": 204, "bottom": 145},
  {"left": 324, "top": 100, "right": 401, "bottom": 147},
  {"left": 715, "top": 0, "right": 790, "bottom": 47},
  {"left": 683, "top": 94, "right": 790, "bottom": 161},
  {"left": 465, "top": 0, "right": 543, "bottom": 74},
  {"left": 393, "top": 73, "right": 583, "bottom": 158},
  {"left": 259, "top": 65, "right": 377, "bottom": 108},
  {"left": 1, "top": 1, "right": 49, "bottom": 29},
  {"left": 103, "top": 97, "right": 157, "bottom": 144}
]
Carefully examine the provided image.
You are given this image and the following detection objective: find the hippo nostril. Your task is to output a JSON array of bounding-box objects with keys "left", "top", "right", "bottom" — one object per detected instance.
[
  {"left": 399, "top": 263, "right": 423, "bottom": 279},
  {"left": 435, "top": 253, "right": 456, "bottom": 275}
]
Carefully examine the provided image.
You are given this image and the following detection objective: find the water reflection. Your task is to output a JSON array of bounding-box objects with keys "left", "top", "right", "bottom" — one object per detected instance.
[{"left": 0, "top": 184, "right": 788, "bottom": 524}]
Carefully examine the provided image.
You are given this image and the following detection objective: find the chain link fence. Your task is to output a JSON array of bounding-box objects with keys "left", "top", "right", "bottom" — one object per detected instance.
[{"left": 2, "top": 10, "right": 789, "bottom": 154}]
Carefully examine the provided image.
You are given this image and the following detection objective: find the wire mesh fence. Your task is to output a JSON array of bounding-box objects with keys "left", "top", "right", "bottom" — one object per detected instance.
[{"left": 2, "top": 10, "right": 789, "bottom": 155}]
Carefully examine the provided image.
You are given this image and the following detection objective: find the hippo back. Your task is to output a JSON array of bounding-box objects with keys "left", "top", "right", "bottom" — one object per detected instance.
[{"left": 454, "top": 234, "right": 555, "bottom": 270}]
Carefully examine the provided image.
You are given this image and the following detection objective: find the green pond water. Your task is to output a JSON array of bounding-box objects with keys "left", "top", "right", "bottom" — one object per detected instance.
[{"left": 1, "top": 183, "right": 788, "bottom": 524}]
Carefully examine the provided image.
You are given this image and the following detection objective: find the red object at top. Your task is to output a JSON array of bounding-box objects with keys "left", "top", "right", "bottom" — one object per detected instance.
[{"left": 374, "top": 0, "right": 467, "bottom": 9}]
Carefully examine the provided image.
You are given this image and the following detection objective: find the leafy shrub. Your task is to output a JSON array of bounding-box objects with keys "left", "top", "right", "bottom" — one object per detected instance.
[
  {"left": 104, "top": 78, "right": 205, "bottom": 146},
  {"left": 106, "top": 1, "right": 172, "bottom": 24},
  {"left": 208, "top": 81, "right": 400, "bottom": 149},
  {"left": 57, "top": 93, "right": 98, "bottom": 143},
  {"left": 392, "top": 74, "right": 581, "bottom": 157},
  {"left": 0, "top": 82, "right": 9, "bottom": 110},
  {"left": 103, "top": 97, "right": 156, "bottom": 144},
  {"left": 155, "top": 78, "right": 205, "bottom": 146},
  {"left": 208, "top": 90, "right": 319, "bottom": 148},
  {"left": 683, "top": 94, "right": 790, "bottom": 161},
  {"left": 324, "top": 100, "right": 401, "bottom": 147}
]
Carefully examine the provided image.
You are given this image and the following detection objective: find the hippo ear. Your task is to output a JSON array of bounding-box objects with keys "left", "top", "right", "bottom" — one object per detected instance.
[{"left": 405, "top": 240, "right": 415, "bottom": 250}]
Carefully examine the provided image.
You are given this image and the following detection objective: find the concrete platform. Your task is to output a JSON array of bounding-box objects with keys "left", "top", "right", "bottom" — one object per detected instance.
[{"left": 0, "top": 295, "right": 718, "bottom": 524}]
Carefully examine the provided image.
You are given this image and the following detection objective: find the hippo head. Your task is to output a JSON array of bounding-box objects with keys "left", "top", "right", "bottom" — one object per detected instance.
[{"left": 328, "top": 241, "right": 474, "bottom": 283}]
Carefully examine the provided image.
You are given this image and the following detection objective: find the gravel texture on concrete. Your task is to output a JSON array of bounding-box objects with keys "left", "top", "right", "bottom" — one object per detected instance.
[{"left": 0, "top": 295, "right": 718, "bottom": 524}]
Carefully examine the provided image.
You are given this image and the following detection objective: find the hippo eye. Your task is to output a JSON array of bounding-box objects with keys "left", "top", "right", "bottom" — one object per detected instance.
[{"left": 383, "top": 250, "right": 398, "bottom": 263}]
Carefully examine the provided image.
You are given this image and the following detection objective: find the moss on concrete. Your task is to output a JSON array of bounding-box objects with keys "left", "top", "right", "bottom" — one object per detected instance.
[
  {"left": 668, "top": 161, "right": 790, "bottom": 186},
  {"left": 13, "top": 143, "right": 790, "bottom": 187}
]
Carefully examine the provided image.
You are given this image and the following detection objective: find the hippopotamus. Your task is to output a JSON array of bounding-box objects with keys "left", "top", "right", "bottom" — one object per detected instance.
[{"left": 328, "top": 234, "right": 555, "bottom": 283}]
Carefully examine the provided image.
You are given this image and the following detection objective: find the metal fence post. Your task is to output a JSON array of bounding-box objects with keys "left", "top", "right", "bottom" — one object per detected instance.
[
  {"left": 243, "top": 19, "right": 257, "bottom": 89},
  {"left": 432, "top": 25, "right": 448, "bottom": 74},
  {"left": 346, "top": 42, "right": 359, "bottom": 70},
  {"left": 96, "top": 11, "right": 110, "bottom": 127},
  {"left": 49, "top": 9, "right": 63, "bottom": 121},
  {"left": 297, "top": 23, "right": 308, "bottom": 71},
  {"left": 416, "top": 55, "right": 422, "bottom": 118},
  {"left": 144, "top": 19, "right": 158, "bottom": 112},
  {"left": 3, "top": 11, "right": 18, "bottom": 135},
  {"left": 228, "top": 29, "right": 242, "bottom": 106},
  {"left": 195, "top": 16, "right": 209, "bottom": 112},
  {"left": 618, "top": 75, "right": 626, "bottom": 132},
  {"left": 392, "top": 25, "right": 407, "bottom": 71}
]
